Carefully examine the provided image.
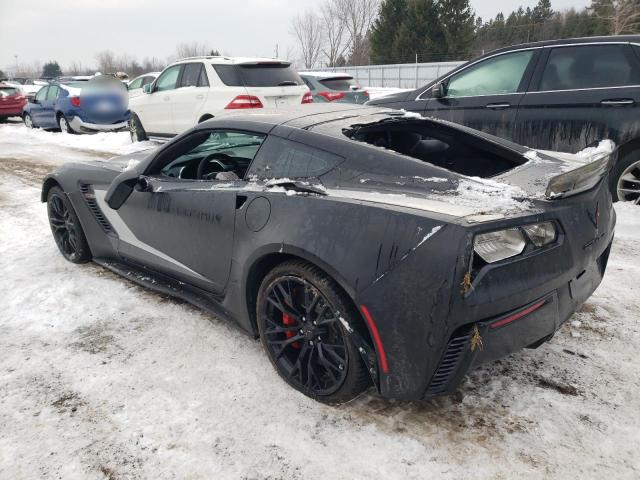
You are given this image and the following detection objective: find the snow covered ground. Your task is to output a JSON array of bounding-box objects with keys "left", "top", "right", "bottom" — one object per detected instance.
[{"left": 1, "top": 121, "right": 639, "bottom": 479}]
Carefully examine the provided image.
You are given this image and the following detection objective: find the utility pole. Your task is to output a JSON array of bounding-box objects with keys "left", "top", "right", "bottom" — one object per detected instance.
[
  {"left": 275, "top": 44, "right": 279, "bottom": 59},
  {"left": 14, "top": 55, "right": 18, "bottom": 77}
]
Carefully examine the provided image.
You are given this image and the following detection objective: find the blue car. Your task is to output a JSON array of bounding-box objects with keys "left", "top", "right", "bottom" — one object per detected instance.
[{"left": 23, "top": 77, "right": 130, "bottom": 134}]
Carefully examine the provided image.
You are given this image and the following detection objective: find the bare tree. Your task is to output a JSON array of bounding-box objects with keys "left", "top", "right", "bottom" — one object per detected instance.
[
  {"left": 593, "top": 0, "right": 640, "bottom": 34},
  {"left": 95, "top": 50, "right": 116, "bottom": 74},
  {"left": 321, "top": 0, "right": 348, "bottom": 67},
  {"left": 334, "top": 0, "right": 380, "bottom": 64},
  {"left": 291, "top": 11, "right": 324, "bottom": 69},
  {"left": 175, "top": 41, "right": 211, "bottom": 59}
]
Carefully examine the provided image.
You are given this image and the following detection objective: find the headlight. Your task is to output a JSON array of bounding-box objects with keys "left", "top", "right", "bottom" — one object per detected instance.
[
  {"left": 522, "top": 221, "right": 556, "bottom": 247},
  {"left": 546, "top": 154, "right": 611, "bottom": 199},
  {"left": 474, "top": 222, "right": 557, "bottom": 264},
  {"left": 473, "top": 228, "right": 526, "bottom": 263}
]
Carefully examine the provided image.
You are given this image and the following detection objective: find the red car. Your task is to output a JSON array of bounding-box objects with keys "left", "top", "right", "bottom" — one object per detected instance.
[{"left": 0, "top": 83, "right": 27, "bottom": 120}]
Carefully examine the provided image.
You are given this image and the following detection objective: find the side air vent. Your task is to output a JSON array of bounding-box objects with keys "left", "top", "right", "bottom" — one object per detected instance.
[
  {"left": 425, "top": 331, "right": 471, "bottom": 396},
  {"left": 80, "top": 183, "right": 113, "bottom": 233}
]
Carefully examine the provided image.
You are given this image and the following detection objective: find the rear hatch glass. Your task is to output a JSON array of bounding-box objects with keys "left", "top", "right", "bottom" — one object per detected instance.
[
  {"left": 0, "top": 87, "right": 19, "bottom": 97},
  {"left": 319, "top": 77, "right": 361, "bottom": 91},
  {"left": 213, "top": 63, "right": 304, "bottom": 87}
]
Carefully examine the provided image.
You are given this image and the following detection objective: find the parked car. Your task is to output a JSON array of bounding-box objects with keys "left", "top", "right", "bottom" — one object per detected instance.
[
  {"left": 368, "top": 35, "right": 640, "bottom": 204},
  {"left": 41, "top": 105, "right": 615, "bottom": 403},
  {"left": 4, "top": 78, "right": 48, "bottom": 98},
  {"left": 128, "top": 56, "right": 312, "bottom": 142},
  {"left": 299, "top": 72, "right": 369, "bottom": 104},
  {"left": 23, "top": 76, "right": 130, "bottom": 133},
  {"left": 127, "top": 72, "right": 160, "bottom": 99},
  {"left": 0, "top": 83, "right": 27, "bottom": 120}
]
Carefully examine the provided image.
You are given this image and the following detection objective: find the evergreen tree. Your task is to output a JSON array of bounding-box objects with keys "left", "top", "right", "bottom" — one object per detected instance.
[
  {"left": 439, "top": 0, "right": 476, "bottom": 59},
  {"left": 370, "top": 0, "right": 408, "bottom": 64},
  {"left": 392, "top": 0, "right": 446, "bottom": 62},
  {"left": 42, "top": 61, "right": 62, "bottom": 78}
]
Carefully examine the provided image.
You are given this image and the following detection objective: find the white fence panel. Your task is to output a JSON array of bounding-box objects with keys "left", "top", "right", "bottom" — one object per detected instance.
[{"left": 305, "top": 61, "right": 465, "bottom": 89}]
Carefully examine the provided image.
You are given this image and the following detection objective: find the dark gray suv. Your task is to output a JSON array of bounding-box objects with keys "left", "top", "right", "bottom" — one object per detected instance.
[{"left": 368, "top": 36, "right": 640, "bottom": 203}]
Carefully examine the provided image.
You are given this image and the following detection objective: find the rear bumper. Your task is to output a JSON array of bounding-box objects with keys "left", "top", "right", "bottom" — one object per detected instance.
[
  {"left": 69, "top": 116, "right": 129, "bottom": 133},
  {"left": 0, "top": 105, "right": 26, "bottom": 116},
  {"left": 356, "top": 180, "right": 616, "bottom": 400}
]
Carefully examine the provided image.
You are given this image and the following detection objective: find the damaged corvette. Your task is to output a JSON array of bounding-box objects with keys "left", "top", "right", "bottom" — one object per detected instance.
[{"left": 41, "top": 105, "right": 616, "bottom": 403}]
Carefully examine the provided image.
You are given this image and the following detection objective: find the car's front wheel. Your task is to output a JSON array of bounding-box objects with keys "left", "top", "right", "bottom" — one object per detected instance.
[
  {"left": 611, "top": 152, "right": 640, "bottom": 204},
  {"left": 129, "top": 114, "right": 148, "bottom": 142},
  {"left": 58, "top": 114, "right": 75, "bottom": 134},
  {"left": 23, "top": 113, "right": 34, "bottom": 129},
  {"left": 47, "top": 186, "right": 91, "bottom": 263},
  {"left": 257, "top": 260, "right": 370, "bottom": 404}
]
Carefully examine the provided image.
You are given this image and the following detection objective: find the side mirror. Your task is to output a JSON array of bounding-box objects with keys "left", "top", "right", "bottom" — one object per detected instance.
[
  {"left": 105, "top": 170, "right": 146, "bottom": 209},
  {"left": 143, "top": 83, "right": 152, "bottom": 94},
  {"left": 431, "top": 82, "right": 445, "bottom": 98}
]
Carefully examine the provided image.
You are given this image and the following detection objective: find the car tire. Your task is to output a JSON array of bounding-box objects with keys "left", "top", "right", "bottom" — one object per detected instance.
[
  {"left": 257, "top": 260, "right": 371, "bottom": 404},
  {"left": 129, "top": 114, "right": 148, "bottom": 142},
  {"left": 58, "top": 114, "right": 75, "bottom": 134},
  {"left": 47, "top": 186, "right": 91, "bottom": 263},
  {"left": 23, "top": 113, "right": 34, "bottom": 128},
  {"left": 609, "top": 151, "right": 640, "bottom": 204}
]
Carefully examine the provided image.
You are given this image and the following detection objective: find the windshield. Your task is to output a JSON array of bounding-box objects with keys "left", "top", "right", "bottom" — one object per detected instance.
[{"left": 214, "top": 63, "right": 304, "bottom": 87}]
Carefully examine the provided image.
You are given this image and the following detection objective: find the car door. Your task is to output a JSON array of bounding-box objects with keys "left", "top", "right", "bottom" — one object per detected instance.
[
  {"left": 423, "top": 49, "right": 539, "bottom": 140},
  {"left": 136, "top": 64, "right": 182, "bottom": 136},
  {"left": 171, "top": 62, "right": 210, "bottom": 133},
  {"left": 30, "top": 86, "right": 48, "bottom": 124},
  {"left": 42, "top": 85, "right": 60, "bottom": 128},
  {"left": 109, "top": 129, "right": 266, "bottom": 292},
  {"left": 514, "top": 43, "right": 640, "bottom": 152}
]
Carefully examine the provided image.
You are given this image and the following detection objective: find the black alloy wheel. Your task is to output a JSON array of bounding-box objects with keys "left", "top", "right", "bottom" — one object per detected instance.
[
  {"left": 257, "top": 261, "right": 370, "bottom": 404},
  {"left": 47, "top": 187, "right": 91, "bottom": 263}
]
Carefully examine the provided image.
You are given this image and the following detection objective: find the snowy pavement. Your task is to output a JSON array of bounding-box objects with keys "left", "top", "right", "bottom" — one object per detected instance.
[{"left": 0, "top": 122, "right": 639, "bottom": 479}]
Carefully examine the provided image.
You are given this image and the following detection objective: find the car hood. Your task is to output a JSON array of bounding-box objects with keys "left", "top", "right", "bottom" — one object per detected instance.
[{"left": 87, "top": 150, "right": 152, "bottom": 173}]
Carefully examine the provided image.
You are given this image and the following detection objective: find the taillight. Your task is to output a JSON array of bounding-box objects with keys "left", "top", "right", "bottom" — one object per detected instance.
[
  {"left": 301, "top": 91, "right": 314, "bottom": 104},
  {"left": 225, "top": 95, "right": 263, "bottom": 109},
  {"left": 70, "top": 96, "right": 81, "bottom": 107},
  {"left": 363, "top": 91, "right": 369, "bottom": 98},
  {"left": 318, "top": 91, "right": 345, "bottom": 102}
]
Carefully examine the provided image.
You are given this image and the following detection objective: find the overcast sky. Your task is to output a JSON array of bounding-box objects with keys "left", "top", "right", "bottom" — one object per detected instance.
[{"left": 0, "top": 0, "right": 591, "bottom": 72}]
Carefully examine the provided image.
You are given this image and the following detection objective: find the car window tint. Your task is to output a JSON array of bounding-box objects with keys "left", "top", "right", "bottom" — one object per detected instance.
[
  {"left": 213, "top": 63, "right": 303, "bottom": 87},
  {"left": 35, "top": 87, "right": 48, "bottom": 101},
  {"left": 447, "top": 50, "right": 534, "bottom": 97},
  {"left": 160, "top": 130, "right": 266, "bottom": 179},
  {"left": 301, "top": 77, "right": 315, "bottom": 90},
  {"left": 129, "top": 77, "right": 143, "bottom": 89},
  {"left": 248, "top": 136, "right": 343, "bottom": 179},
  {"left": 0, "top": 87, "right": 19, "bottom": 97},
  {"left": 46, "top": 86, "right": 59, "bottom": 101},
  {"left": 155, "top": 65, "right": 181, "bottom": 91},
  {"left": 319, "top": 77, "right": 359, "bottom": 91},
  {"left": 197, "top": 65, "right": 209, "bottom": 87},
  {"left": 142, "top": 76, "right": 154, "bottom": 87},
  {"left": 180, "top": 63, "right": 203, "bottom": 87},
  {"left": 540, "top": 45, "right": 640, "bottom": 91}
]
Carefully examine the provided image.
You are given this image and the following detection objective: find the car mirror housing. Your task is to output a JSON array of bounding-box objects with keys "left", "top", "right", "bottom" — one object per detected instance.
[
  {"left": 105, "top": 169, "right": 142, "bottom": 209},
  {"left": 431, "top": 82, "right": 445, "bottom": 98},
  {"left": 143, "top": 84, "right": 152, "bottom": 94}
]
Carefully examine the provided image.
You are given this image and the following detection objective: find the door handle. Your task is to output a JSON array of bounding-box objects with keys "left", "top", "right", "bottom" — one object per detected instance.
[
  {"left": 600, "top": 99, "right": 634, "bottom": 106},
  {"left": 163, "top": 96, "right": 170, "bottom": 101},
  {"left": 486, "top": 103, "right": 511, "bottom": 109},
  {"left": 195, "top": 94, "right": 204, "bottom": 100}
]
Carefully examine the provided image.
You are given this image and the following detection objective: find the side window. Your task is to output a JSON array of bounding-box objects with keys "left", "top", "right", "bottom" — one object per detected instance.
[
  {"left": 155, "top": 65, "right": 181, "bottom": 92},
  {"left": 446, "top": 50, "right": 534, "bottom": 97},
  {"left": 46, "top": 86, "right": 59, "bottom": 101},
  {"left": 197, "top": 65, "right": 209, "bottom": 87},
  {"left": 35, "top": 87, "right": 48, "bottom": 101},
  {"left": 248, "top": 136, "right": 343, "bottom": 179},
  {"left": 158, "top": 130, "right": 266, "bottom": 180},
  {"left": 539, "top": 45, "right": 640, "bottom": 91},
  {"left": 179, "top": 63, "right": 203, "bottom": 87},
  {"left": 129, "top": 77, "right": 143, "bottom": 89}
]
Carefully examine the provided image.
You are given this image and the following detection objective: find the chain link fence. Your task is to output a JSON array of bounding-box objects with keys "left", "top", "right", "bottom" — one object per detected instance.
[{"left": 304, "top": 61, "right": 466, "bottom": 89}]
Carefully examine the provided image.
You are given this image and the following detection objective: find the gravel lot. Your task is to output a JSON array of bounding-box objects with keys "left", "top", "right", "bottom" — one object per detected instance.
[{"left": 1, "top": 121, "right": 639, "bottom": 479}]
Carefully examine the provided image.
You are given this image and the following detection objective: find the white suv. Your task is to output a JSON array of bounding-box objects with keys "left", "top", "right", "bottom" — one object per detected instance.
[{"left": 129, "top": 56, "right": 312, "bottom": 141}]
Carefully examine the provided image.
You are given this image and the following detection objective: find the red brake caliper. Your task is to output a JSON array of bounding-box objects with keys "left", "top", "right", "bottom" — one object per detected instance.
[{"left": 282, "top": 313, "right": 300, "bottom": 349}]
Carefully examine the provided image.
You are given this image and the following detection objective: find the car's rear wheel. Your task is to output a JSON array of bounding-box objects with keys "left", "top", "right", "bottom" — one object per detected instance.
[
  {"left": 58, "top": 114, "right": 75, "bottom": 134},
  {"left": 23, "top": 113, "right": 34, "bottom": 129},
  {"left": 257, "top": 260, "right": 370, "bottom": 404},
  {"left": 129, "top": 114, "right": 148, "bottom": 142},
  {"left": 47, "top": 187, "right": 91, "bottom": 263},
  {"left": 611, "top": 153, "right": 640, "bottom": 204}
]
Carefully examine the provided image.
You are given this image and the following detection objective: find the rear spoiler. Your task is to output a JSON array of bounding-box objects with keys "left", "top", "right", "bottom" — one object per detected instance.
[{"left": 543, "top": 140, "right": 616, "bottom": 199}]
